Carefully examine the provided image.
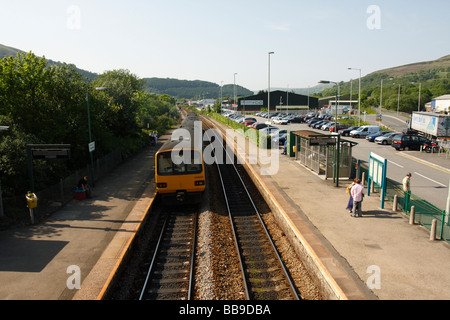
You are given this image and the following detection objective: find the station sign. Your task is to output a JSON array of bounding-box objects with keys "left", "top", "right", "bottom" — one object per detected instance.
[
  {"left": 309, "top": 137, "right": 336, "bottom": 146},
  {"left": 28, "top": 144, "right": 71, "bottom": 160},
  {"left": 241, "top": 100, "right": 264, "bottom": 106}
]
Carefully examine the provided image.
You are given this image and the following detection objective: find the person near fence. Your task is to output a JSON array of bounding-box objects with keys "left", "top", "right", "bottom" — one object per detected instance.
[
  {"left": 350, "top": 178, "right": 365, "bottom": 217},
  {"left": 402, "top": 172, "right": 412, "bottom": 209},
  {"left": 402, "top": 173, "right": 411, "bottom": 193},
  {"left": 77, "top": 176, "right": 92, "bottom": 198},
  {"left": 346, "top": 180, "right": 356, "bottom": 213}
]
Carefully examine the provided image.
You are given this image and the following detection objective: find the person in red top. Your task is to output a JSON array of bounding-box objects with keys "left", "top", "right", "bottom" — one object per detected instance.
[{"left": 350, "top": 178, "right": 365, "bottom": 217}]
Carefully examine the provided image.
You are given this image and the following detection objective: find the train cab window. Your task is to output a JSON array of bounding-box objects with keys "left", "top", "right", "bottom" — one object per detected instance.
[
  {"left": 186, "top": 151, "right": 202, "bottom": 173},
  {"left": 157, "top": 153, "right": 173, "bottom": 174},
  {"left": 157, "top": 150, "right": 203, "bottom": 176}
]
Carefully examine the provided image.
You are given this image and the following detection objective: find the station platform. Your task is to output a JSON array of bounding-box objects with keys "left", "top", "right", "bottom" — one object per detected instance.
[
  {"left": 0, "top": 118, "right": 449, "bottom": 300},
  {"left": 209, "top": 117, "right": 450, "bottom": 300},
  {"left": 0, "top": 142, "right": 160, "bottom": 300}
]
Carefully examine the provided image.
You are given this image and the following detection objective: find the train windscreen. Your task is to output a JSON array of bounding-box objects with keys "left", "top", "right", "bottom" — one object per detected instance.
[{"left": 157, "top": 150, "right": 203, "bottom": 175}]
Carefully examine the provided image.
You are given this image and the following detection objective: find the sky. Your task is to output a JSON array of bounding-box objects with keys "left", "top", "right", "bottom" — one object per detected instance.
[{"left": 1, "top": 0, "right": 449, "bottom": 92}]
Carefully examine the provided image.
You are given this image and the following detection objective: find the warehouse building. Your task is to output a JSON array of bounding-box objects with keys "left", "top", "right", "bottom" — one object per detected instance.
[
  {"left": 429, "top": 94, "right": 450, "bottom": 113},
  {"left": 237, "top": 90, "right": 319, "bottom": 113}
]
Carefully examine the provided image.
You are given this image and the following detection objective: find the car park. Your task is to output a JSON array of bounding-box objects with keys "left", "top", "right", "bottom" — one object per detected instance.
[
  {"left": 375, "top": 132, "right": 400, "bottom": 145},
  {"left": 391, "top": 134, "right": 431, "bottom": 150}
]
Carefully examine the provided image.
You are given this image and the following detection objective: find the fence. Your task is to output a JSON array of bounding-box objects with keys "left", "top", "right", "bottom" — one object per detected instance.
[
  {"left": 356, "top": 160, "right": 449, "bottom": 242},
  {"left": 1, "top": 148, "right": 122, "bottom": 224}
]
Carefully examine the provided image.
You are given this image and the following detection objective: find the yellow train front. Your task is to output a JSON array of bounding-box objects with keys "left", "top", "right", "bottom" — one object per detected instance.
[{"left": 155, "top": 113, "right": 206, "bottom": 205}]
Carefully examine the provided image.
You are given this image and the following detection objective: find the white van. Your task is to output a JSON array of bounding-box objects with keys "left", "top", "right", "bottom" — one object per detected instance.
[{"left": 349, "top": 125, "right": 380, "bottom": 138}]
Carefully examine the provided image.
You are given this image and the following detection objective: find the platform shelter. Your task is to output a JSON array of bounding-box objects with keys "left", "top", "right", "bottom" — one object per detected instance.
[{"left": 289, "top": 130, "right": 358, "bottom": 182}]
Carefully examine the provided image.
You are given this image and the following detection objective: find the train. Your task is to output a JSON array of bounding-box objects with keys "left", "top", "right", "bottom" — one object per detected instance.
[{"left": 155, "top": 112, "right": 206, "bottom": 204}]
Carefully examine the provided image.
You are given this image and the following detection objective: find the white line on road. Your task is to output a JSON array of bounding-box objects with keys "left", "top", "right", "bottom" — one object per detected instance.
[
  {"left": 414, "top": 172, "right": 448, "bottom": 187},
  {"left": 388, "top": 160, "right": 404, "bottom": 168}
]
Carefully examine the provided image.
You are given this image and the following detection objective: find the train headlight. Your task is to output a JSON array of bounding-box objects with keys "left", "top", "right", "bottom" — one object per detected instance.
[
  {"left": 157, "top": 183, "right": 167, "bottom": 188},
  {"left": 195, "top": 180, "right": 205, "bottom": 186}
]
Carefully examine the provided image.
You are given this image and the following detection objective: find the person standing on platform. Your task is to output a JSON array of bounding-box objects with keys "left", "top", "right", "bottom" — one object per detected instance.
[
  {"left": 402, "top": 172, "right": 412, "bottom": 210},
  {"left": 402, "top": 173, "right": 412, "bottom": 193},
  {"left": 350, "top": 178, "right": 365, "bottom": 217}
]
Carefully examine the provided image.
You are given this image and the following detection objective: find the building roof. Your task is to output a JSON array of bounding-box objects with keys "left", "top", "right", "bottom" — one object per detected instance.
[{"left": 433, "top": 94, "right": 450, "bottom": 100}]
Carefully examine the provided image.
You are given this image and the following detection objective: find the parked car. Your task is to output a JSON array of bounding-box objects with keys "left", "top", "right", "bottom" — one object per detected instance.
[
  {"left": 273, "top": 133, "right": 288, "bottom": 146},
  {"left": 272, "top": 117, "right": 289, "bottom": 125},
  {"left": 392, "top": 134, "right": 431, "bottom": 151},
  {"left": 243, "top": 119, "right": 256, "bottom": 127},
  {"left": 340, "top": 126, "right": 359, "bottom": 136},
  {"left": 321, "top": 122, "right": 335, "bottom": 131},
  {"left": 259, "top": 126, "right": 280, "bottom": 135},
  {"left": 252, "top": 122, "right": 269, "bottom": 130},
  {"left": 329, "top": 123, "right": 348, "bottom": 133},
  {"left": 375, "top": 132, "right": 399, "bottom": 145},
  {"left": 350, "top": 125, "right": 381, "bottom": 138},
  {"left": 312, "top": 120, "right": 328, "bottom": 129},
  {"left": 288, "top": 116, "right": 304, "bottom": 123},
  {"left": 366, "top": 131, "right": 392, "bottom": 142}
]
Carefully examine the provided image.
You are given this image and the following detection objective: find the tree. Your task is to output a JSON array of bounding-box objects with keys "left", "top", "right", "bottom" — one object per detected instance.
[{"left": 94, "top": 69, "right": 144, "bottom": 137}]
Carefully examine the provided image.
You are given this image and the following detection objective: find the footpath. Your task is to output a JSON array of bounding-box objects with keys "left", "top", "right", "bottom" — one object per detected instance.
[{"left": 0, "top": 143, "right": 159, "bottom": 300}]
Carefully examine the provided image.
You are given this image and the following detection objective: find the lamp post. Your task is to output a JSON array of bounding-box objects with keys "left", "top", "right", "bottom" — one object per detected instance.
[
  {"left": 86, "top": 87, "right": 107, "bottom": 187},
  {"left": 268, "top": 51, "right": 274, "bottom": 123},
  {"left": 220, "top": 81, "right": 224, "bottom": 113},
  {"left": 348, "top": 67, "right": 361, "bottom": 126},
  {"left": 319, "top": 80, "right": 340, "bottom": 187},
  {"left": 234, "top": 73, "right": 238, "bottom": 113}
]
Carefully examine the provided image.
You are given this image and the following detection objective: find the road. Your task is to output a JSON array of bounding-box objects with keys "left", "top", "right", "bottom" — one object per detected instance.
[{"left": 249, "top": 111, "right": 450, "bottom": 211}]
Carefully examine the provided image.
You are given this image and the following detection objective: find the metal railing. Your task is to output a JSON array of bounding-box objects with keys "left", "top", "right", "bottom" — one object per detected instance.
[
  {"left": 2, "top": 148, "right": 122, "bottom": 224},
  {"left": 356, "top": 160, "right": 449, "bottom": 242}
]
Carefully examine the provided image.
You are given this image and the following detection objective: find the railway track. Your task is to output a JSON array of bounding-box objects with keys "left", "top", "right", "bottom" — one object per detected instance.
[
  {"left": 203, "top": 118, "right": 300, "bottom": 300},
  {"left": 139, "top": 208, "right": 198, "bottom": 300}
]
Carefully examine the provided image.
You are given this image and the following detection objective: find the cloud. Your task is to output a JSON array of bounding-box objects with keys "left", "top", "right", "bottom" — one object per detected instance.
[{"left": 268, "top": 23, "right": 291, "bottom": 32}]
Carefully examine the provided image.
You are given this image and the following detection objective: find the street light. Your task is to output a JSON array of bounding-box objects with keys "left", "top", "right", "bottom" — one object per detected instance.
[
  {"left": 319, "top": 80, "right": 340, "bottom": 187},
  {"left": 234, "top": 73, "right": 238, "bottom": 112},
  {"left": 86, "top": 87, "right": 107, "bottom": 186},
  {"left": 348, "top": 67, "right": 361, "bottom": 126},
  {"left": 268, "top": 51, "right": 274, "bottom": 123}
]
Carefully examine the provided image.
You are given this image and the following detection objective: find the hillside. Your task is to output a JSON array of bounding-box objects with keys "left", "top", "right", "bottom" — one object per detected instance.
[
  {"left": 0, "top": 44, "right": 98, "bottom": 81},
  {"left": 373, "top": 55, "right": 450, "bottom": 78},
  {"left": 143, "top": 77, "right": 253, "bottom": 100},
  {"left": 315, "top": 54, "right": 450, "bottom": 112},
  {"left": 0, "top": 44, "right": 254, "bottom": 99}
]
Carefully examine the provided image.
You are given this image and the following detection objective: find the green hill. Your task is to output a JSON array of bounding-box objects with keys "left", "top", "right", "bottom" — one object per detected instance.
[
  {"left": 143, "top": 77, "right": 253, "bottom": 100},
  {"left": 0, "top": 44, "right": 254, "bottom": 99}
]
